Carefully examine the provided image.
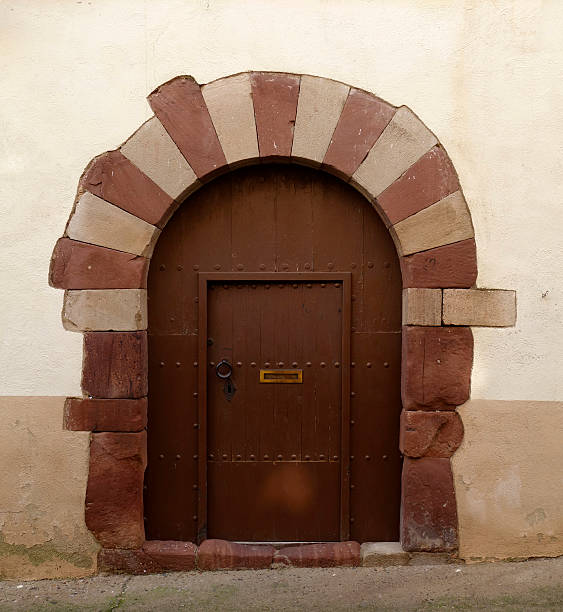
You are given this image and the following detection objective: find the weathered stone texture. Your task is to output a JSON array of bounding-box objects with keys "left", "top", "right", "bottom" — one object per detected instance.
[
  {"left": 66, "top": 192, "right": 160, "bottom": 257},
  {"left": 198, "top": 539, "right": 274, "bottom": 570},
  {"left": 360, "top": 542, "right": 410, "bottom": 567},
  {"left": 250, "top": 72, "right": 300, "bottom": 158},
  {"left": 62, "top": 289, "right": 147, "bottom": 332},
  {"left": 85, "top": 432, "right": 147, "bottom": 549},
  {"left": 400, "top": 410, "right": 463, "bottom": 458},
  {"left": 352, "top": 106, "right": 437, "bottom": 199},
  {"left": 400, "top": 239, "right": 477, "bottom": 289},
  {"left": 292, "top": 75, "right": 349, "bottom": 164},
  {"left": 202, "top": 73, "right": 259, "bottom": 165},
  {"left": 377, "top": 145, "right": 460, "bottom": 226},
  {"left": 120, "top": 116, "right": 199, "bottom": 201},
  {"left": 80, "top": 150, "right": 174, "bottom": 227},
  {"left": 274, "top": 542, "right": 360, "bottom": 567},
  {"left": 82, "top": 332, "right": 148, "bottom": 399},
  {"left": 402, "top": 326, "right": 473, "bottom": 411},
  {"left": 402, "top": 288, "right": 442, "bottom": 326},
  {"left": 148, "top": 76, "right": 227, "bottom": 179},
  {"left": 64, "top": 398, "right": 147, "bottom": 432},
  {"left": 392, "top": 191, "right": 474, "bottom": 256},
  {"left": 50, "top": 238, "right": 148, "bottom": 290},
  {"left": 401, "top": 457, "right": 458, "bottom": 552},
  {"left": 443, "top": 289, "right": 517, "bottom": 327},
  {"left": 323, "top": 89, "right": 396, "bottom": 178},
  {"left": 142, "top": 540, "right": 197, "bottom": 571}
]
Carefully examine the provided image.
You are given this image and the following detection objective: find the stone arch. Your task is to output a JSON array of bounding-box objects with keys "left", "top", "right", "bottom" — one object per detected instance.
[{"left": 50, "top": 72, "right": 516, "bottom": 571}]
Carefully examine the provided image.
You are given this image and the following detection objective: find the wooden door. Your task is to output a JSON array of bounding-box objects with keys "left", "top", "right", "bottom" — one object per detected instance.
[
  {"left": 203, "top": 276, "right": 350, "bottom": 542},
  {"left": 145, "top": 164, "right": 402, "bottom": 544}
]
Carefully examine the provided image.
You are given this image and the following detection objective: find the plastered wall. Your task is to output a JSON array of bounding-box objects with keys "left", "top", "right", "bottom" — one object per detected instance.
[{"left": 0, "top": 0, "right": 562, "bottom": 577}]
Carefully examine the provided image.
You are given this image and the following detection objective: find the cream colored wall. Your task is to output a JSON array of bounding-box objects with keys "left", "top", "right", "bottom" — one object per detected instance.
[
  {"left": 0, "top": 0, "right": 562, "bottom": 574},
  {"left": 0, "top": 398, "right": 98, "bottom": 579}
]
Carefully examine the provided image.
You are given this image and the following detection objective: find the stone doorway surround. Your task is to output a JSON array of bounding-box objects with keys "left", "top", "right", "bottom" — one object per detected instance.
[{"left": 49, "top": 72, "right": 516, "bottom": 572}]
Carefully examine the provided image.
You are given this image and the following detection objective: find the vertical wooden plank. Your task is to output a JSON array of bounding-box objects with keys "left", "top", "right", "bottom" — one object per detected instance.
[{"left": 197, "top": 274, "right": 208, "bottom": 542}]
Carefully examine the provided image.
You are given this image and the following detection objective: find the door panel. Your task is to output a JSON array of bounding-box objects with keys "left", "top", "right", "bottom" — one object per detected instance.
[
  {"left": 206, "top": 281, "right": 344, "bottom": 541},
  {"left": 146, "top": 164, "right": 402, "bottom": 543}
]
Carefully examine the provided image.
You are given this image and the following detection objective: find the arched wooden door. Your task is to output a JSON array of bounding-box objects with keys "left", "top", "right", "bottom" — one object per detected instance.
[{"left": 145, "top": 164, "right": 402, "bottom": 543}]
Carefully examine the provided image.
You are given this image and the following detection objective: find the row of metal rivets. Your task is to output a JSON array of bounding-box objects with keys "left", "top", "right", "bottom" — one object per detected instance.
[
  {"left": 156, "top": 361, "right": 391, "bottom": 368},
  {"left": 157, "top": 262, "right": 392, "bottom": 271},
  {"left": 207, "top": 454, "right": 340, "bottom": 460}
]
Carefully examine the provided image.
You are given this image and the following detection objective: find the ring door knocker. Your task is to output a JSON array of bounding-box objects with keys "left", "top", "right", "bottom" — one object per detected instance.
[{"left": 216, "top": 359, "right": 236, "bottom": 401}]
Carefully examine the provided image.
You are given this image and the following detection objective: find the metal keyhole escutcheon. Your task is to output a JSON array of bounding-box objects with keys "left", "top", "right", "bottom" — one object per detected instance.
[{"left": 216, "top": 359, "right": 236, "bottom": 401}]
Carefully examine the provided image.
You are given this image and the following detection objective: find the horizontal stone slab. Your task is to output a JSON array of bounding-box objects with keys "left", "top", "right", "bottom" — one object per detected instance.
[
  {"left": 64, "top": 397, "right": 147, "bottom": 432},
  {"left": 198, "top": 539, "right": 274, "bottom": 570},
  {"left": 274, "top": 542, "right": 360, "bottom": 567},
  {"left": 360, "top": 542, "right": 410, "bottom": 567},
  {"left": 402, "top": 288, "right": 442, "bottom": 326},
  {"left": 62, "top": 289, "right": 147, "bottom": 332},
  {"left": 443, "top": 289, "right": 517, "bottom": 327},
  {"left": 66, "top": 192, "right": 160, "bottom": 257}
]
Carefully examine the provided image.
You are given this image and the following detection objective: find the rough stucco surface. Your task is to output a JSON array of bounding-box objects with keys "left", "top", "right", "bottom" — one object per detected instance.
[
  {"left": 0, "top": 397, "right": 98, "bottom": 579},
  {"left": 0, "top": 0, "right": 562, "bottom": 573},
  {"left": 453, "top": 400, "right": 563, "bottom": 561}
]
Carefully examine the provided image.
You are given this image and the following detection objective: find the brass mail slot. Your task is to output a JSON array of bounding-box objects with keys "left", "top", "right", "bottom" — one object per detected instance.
[{"left": 260, "top": 369, "right": 303, "bottom": 383}]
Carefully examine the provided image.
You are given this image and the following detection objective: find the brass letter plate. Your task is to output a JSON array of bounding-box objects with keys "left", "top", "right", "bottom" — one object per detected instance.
[{"left": 259, "top": 369, "right": 303, "bottom": 383}]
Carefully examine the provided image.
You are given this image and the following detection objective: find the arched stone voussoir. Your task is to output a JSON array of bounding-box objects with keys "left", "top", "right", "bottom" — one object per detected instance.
[
  {"left": 201, "top": 73, "right": 259, "bottom": 168},
  {"left": 250, "top": 72, "right": 300, "bottom": 160},
  {"left": 390, "top": 191, "right": 474, "bottom": 257},
  {"left": 291, "top": 74, "right": 350, "bottom": 167},
  {"left": 65, "top": 192, "right": 160, "bottom": 258},
  {"left": 120, "top": 116, "right": 200, "bottom": 203},
  {"left": 350, "top": 106, "right": 438, "bottom": 202},
  {"left": 322, "top": 87, "right": 397, "bottom": 180},
  {"left": 79, "top": 149, "right": 175, "bottom": 228},
  {"left": 148, "top": 76, "right": 228, "bottom": 181}
]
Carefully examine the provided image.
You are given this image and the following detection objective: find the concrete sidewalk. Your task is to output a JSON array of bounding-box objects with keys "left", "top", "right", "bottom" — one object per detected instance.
[{"left": 0, "top": 556, "right": 562, "bottom": 611}]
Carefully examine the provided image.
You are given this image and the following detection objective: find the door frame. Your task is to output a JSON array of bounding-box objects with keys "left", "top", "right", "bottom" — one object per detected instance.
[{"left": 197, "top": 272, "right": 352, "bottom": 542}]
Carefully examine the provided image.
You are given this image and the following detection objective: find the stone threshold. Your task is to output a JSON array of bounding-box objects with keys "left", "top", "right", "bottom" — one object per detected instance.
[{"left": 99, "top": 539, "right": 458, "bottom": 574}]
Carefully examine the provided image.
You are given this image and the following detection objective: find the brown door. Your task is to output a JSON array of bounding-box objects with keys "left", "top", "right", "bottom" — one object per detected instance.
[
  {"left": 203, "top": 276, "right": 350, "bottom": 542},
  {"left": 145, "top": 164, "right": 402, "bottom": 544}
]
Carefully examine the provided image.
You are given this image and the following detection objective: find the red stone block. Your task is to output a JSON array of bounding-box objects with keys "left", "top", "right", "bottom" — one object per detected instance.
[
  {"left": 401, "top": 457, "right": 458, "bottom": 551},
  {"left": 49, "top": 238, "right": 149, "bottom": 290},
  {"left": 402, "top": 326, "right": 472, "bottom": 411},
  {"left": 274, "top": 542, "right": 360, "bottom": 567},
  {"left": 82, "top": 332, "right": 148, "bottom": 399},
  {"left": 149, "top": 76, "right": 227, "bottom": 180},
  {"left": 142, "top": 540, "right": 197, "bottom": 571},
  {"left": 377, "top": 146, "right": 460, "bottom": 226},
  {"left": 198, "top": 539, "right": 274, "bottom": 570},
  {"left": 86, "top": 432, "right": 147, "bottom": 549},
  {"left": 400, "top": 410, "right": 463, "bottom": 458},
  {"left": 251, "top": 72, "right": 300, "bottom": 159},
  {"left": 400, "top": 239, "right": 477, "bottom": 289},
  {"left": 323, "top": 88, "right": 396, "bottom": 178},
  {"left": 64, "top": 397, "right": 147, "bottom": 432},
  {"left": 80, "top": 150, "right": 174, "bottom": 227},
  {"left": 98, "top": 548, "right": 159, "bottom": 575}
]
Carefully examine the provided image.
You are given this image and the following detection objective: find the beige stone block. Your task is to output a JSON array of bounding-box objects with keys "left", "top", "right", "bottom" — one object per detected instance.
[
  {"left": 120, "top": 116, "right": 199, "bottom": 201},
  {"left": 292, "top": 75, "right": 350, "bottom": 164},
  {"left": 443, "top": 289, "right": 516, "bottom": 327},
  {"left": 66, "top": 192, "right": 160, "bottom": 257},
  {"left": 352, "top": 106, "right": 438, "bottom": 198},
  {"left": 201, "top": 73, "right": 259, "bottom": 165},
  {"left": 392, "top": 191, "right": 474, "bottom": 256},
  {"left": 62, "top": 289, "right": 147, "bottom": 332},
  {"left": 402, "top": 288, "right": 442, "bottom": 326},
  {"left": 361, "top": 542, "right": 410, "bottom": 567}
]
